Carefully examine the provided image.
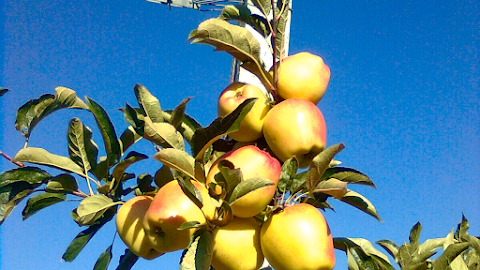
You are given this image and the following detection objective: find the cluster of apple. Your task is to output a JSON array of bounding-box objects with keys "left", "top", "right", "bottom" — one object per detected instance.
[{"left": 115, "top": 52, "right": 335, "bottom": 270}]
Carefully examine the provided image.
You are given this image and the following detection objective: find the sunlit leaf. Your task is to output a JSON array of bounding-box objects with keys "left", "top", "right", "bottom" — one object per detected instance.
[
  {"left": 306, "top": 143, "right": 345, "bottom": 193},
  {"left": 180, "top": 229, "right": 213, "bottom": 270},
  {"left": 13, "top": 147, "right": 86, "bottom": 177},
  {"left": 73, "top": 194, "right": 121, "bottom": 226},
  {"left": 314, "top": 178, "right": 348, "bottom": 199},
  {"left": 143, "top": 117, "right": 185, "bottom": 150},
  {"left": 334, "top": 237, "right": 392, "bottom": 265},
  {"left": 178, "top": 220, "right": 202, "bottom": 231},
  {"left": 0, "top": 166, "right": 51, "bottom": 189},
  {"left": 376, "top": 239, "right": 400, "bottom": 260},
  {"left": 170, "top": 98, "right": 192, "bottom": 130},
  {"left": 191, "top": 98, "right": 256, "bottom": 160},
  {"left": 216, "top": 159, "right": 242, "bottom": 196},
  {"left": 119, "top": 126, "right": 142, "bottom": 155},
  {"left": 228, "top": 177, "right": 274, "bottom": 204},
  {"left": 154, "top": 148, "right": 196, "bottom": 180},
  {"left": 278, "top": 157, "right": 298, "bottom": 192},
  {"left": 22, "top": 192, "right": 66, "bottom": 220},
  {"left": 68, "top": 117, "right": 99, "bottom": 173},
  {"left": 218, "top": 5, "right": 270, "bottom": 37},
  {"left": 162, "top": 110, "right": 202, "bottom": 144},
  {"left": 111, "top": 151, "right": 148, "bottom": 191},
  {"left": 433, "top": 242, "right": 470, "bottom": 270},
  {"left": 339, "top": 190, "right": 381, "bottom": 221},
  {"left": 322, "top": 167, "right": 375, "bottom": 187},
  {"left": 45, "top": 174, "right": 79, "bottom": 194},
  {"left": 85, "top": 97, "right": 121, "bottom": 167},
  {"left": 93, "top": 244, "right": 113, "bottom": 270},
  {"left": 177, "top": 178, "right": 203, "bottom": 210},
  {"left": 15, "top": 87, "right": 88, "bottom": 138},
  {"left": 134, "top": 84, "right": 163, "bottom": 123}
]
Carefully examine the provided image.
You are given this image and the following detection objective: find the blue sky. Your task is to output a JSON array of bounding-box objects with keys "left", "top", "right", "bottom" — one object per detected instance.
[{"left": 1, "top": 0, "right": 479, "bottom": 269}]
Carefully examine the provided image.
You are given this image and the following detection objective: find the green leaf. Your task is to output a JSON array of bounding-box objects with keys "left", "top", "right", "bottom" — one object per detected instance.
[
  {"left": 0, "top": 166, "right": 51, "bottom": 189},
  {"left": 85, "top": 97, "right": 121, "bottom": 167},
  {"left": 136, "top": 174, "right": 156, "bottom": 194},
  {"left": 216, "top": 159, "right": 242, "bottom": 196},
  {"left": 134, "top": 84, "right": 163, "bottom": 123},
  {"left": 13, "top": 147, "right": 86, "bottom": 177},
  {"left": 0, "top": 87, "right": 10, "bottom": 97},
  {"left": 178, "top": 221, "right": 202, "bottom": 231},
  {"left": 162, "top": 110, "right": 202, "bottom": 144},
  {"left": 218, "top": 5, "right": 270, "bottom": 37},
  {"left": 22, "top": 192, "right": 66, "bottom": 220},
  {"left": 409, "top": 222, "right": 422, "bottom": 246},
  {"left": 228, "top": 177, "right": 274, "bottom": 204},
  {"left": 122, "top": 104, "right": 145, "bottom": 134},
  {"left": 177, "top": 178, "right": 203, "bottom": 210},
  {"left": 306, "top": 143, "right": 345, "bottom": 193},
  {"left": 170, "top": 98, "right": 192, "bottom": 130},
  {"left": 376, "top": 239, "right": 400, "bottom": 259},
  {"left": 188, "top": 18, "right": 273, "bottom": 91},
  {"left": 119, "top": 126, "right": 142, "bottom": 155},
  {"left": 339, "top": 190, "right": 381, "bottom": 221},
  {"left": 0, "top": 185, "right": 35, "bottom": 225},
  {"left": 153, "top": 148, "right": 196, "bottom": 180},
  {"left": 111, "top": 151, "right": 148, "bottom": 190},
  {"left": 180, "top": 229, "right": 214, "bottom": 270},
  {"left": 278, "top": 157, "right": 298, "bottom": 192},
  {"left": 154, "top": 166, "right": 174, "bottom": 189},
  {"left": 322, "top": 167, "right": 375, "bottom": 187},
  {"left": 191, "top": 98, "right": 256, "bottom": 160},
  {"left": 73, "top": 194, "right": 121, "bottom": 226},
  {"left": 15, "top": 86, "right": 88, "bottom": 138},
  {"left": 45, "top": 174, "right": 79, "bottom": 194},
  {"left": 93, "top": 245, "right": 113, "bottom": 270},
  {"left": 62, "top": 209, "right": 115, "bottom": 262},
  {"left": 115, "top": 249, "right": 139, "bottom": 270},
  {"left": 334, "top": 238, "right": 392, "bottom": 266},
  {"left": 68, "top": 117, "right": 99, "bottom": 173},
  {"left": 314, "top": 178, "right": 348, "bottom": 199},
  {"left": 143, "top": 117, "right": 185, "bottom": 150},
  {"left": 433, "top": 242, "right": 470, "bottom": 270},
  {"left": 251, "top": 0, "right": 272, "bottom": 15},
  {"left": 273, "top": 0, "right": 291, "bottom": 60}
]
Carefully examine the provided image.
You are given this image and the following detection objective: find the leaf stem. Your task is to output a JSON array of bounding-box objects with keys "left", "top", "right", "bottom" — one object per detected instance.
[{"left": 0, "top": 150, "right": 25, "bottom": 167}]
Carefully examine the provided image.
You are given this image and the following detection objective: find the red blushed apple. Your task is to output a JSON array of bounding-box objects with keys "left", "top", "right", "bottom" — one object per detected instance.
[
  {"left": 218, "top": 82, "right": 270, "bottom": 142},
  {"left": 263, "top": 98, "right": 327, "bottom": 168},
  {"left": 142, "top": 180, "right": 215, "bottom": 253},
  {"left": 274, "top": 52, "right": 330, "bottom": 105},
  {"left": 206, "top": 145, "right": 281, "bottom": 218},
  {"left": 260, "top": 203, "right": 335, "bottom": 270}
]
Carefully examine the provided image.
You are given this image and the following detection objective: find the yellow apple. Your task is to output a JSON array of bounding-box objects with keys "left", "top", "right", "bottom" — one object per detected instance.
[
  {"left": 143, "top": 180, "right": 215, "bottom": 253},
  {"left": 274, "top": 52, "right": 330, "bottom": 104},
  {"left": 260, "top": 203, "right": 335, "bottom": 270},
  {"left": 211, "top": 217, "right": 264, "bottom": 270},
  {"left": 263, "top": 98, "right": 327, "bottom": 168},
  {"left": 116, "top": 196, "right": 164, "bottom": 260},
  {"left": 218, "top": 82, "right": 270, "bottom": 142},
  {"left": 206, "top": 145, "right": 281, "bottom": 218}
]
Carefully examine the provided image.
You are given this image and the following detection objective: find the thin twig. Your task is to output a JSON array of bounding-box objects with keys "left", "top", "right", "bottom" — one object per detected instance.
[{"left": 0, "top": 150, "right": 25, "bottom": 167}]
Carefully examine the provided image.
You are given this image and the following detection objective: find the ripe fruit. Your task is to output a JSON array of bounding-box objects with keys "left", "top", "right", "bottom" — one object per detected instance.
[
  {"left": 263, "top": 98, "right": 327, "bottom": 168},
  {"left": 211, "top": 217, "right": 264, "bottom": 270},
  {"left": 206, "top": 145, "right": 281, "bottom": 218},
  {"left": 116, "top": 196, "right": 164, "bottom": 260},
  {"left": 218, "top": 82, "right": 270, "bottom": 142},
  {"left": 274, "top": 52, "right": 330, "bottom": 104},
  {"left": 260, "top": 203, "right": 335, "bottom": 270},
  {"left": 143, "top": 180, "right": 215, "bottom": 253}
]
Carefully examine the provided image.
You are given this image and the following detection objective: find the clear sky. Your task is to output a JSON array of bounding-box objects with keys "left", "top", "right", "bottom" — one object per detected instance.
[{"left": 1, "top": 0, "right": 479, "bottom": 269}]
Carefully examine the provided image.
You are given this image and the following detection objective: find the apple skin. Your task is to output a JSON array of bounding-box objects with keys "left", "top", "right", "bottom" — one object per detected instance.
[
  {"left": 260, "top": 203, "right": 335, "bottom": 270},
  {"left": 263, "top": 98, "right": 327, "bottom": 168},
  {"left": 206, "top": 145, "right": 281, "bottom": 218},
  {"left": 211, "top": 217, "right": 264, "bottom": 270},
  {"left": 275, "top": 52, "right": 330, "bottom": 104},
  {"left": 116, "top": 196, "right": 164, "bottom": 260},
  {"left": 143, "top": 180, "right": 215, "bottom": 253},
  {"left": 218, "top": 82, "right": 270, "bottom": 142}
]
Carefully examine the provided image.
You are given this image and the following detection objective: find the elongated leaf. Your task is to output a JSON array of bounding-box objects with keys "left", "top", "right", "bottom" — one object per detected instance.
[
  {"left": 177, "top": 178, "right": 203, "bottom": 210},
  {"left": 433, "top": 242, "right": 470, "bottom": 270},
  {"left": 170, "top": 98, "right": 192, "bottom": 130},
  {"left": 251, "top": 0, "right": 272, "bottom": 15},
  {"left": 188, "top": 18, "right": 273, "bottom": 91},
  {"left": 94, "top": 245, "right": 113, "bottom": 270},
  {"left": 218, "top": 5, "right": 270, "bottom": 37},
  {"left": 214, "top": 159, "right": 242, "bottom": 196},
  {"left": 85, "top": 97, "right": 121, "bottom": 167},
  {"left": 68, "top": 117, "right": 99, "bottom": 172},
  {"left": 0, "top": 87, "right": 9, "bottom": 97},
  {"left": 228, "top": 177, "right": 274, "bottom": 204},
  {"left": 322, "top": 167, "right": 375, "bottom": 187},
  {"left": 153, "top": 148, "right": 196, "bottom": 180},
  {"left": 62, "top": 210, "right": 115, "bottom": 262},
  {"left": 306, "top": 143, "right": 345, "bottom": 193},
  {"left": 22, "top": 192, "right": 66, "bottom": 220},
  {"left": 116, "top": 249, "right": 139, "bottom": 270},
  {"left": 0, "top": 185, "right": 34, "bottom": 225},
  {"left": 162, "top": 110, "right": 202, "bottom": 143},
  {"left": 192, "top": 98, "right": 256, "bottom": 160},
  {"left": 122, "top": 104, "right": 145, "bottom": 134},
  {"left": 180, "top": 229, "right": 213, "bottom": 270},
  {"left": 376, "top": 239, "right": 400, "bottom": 259},
  {"left": 119, "top": 126, "right": 142, "bottom": 155},
  {"left": 73, "top": 194, "right": 121, "bottom": 226},
  {"left": 15, "top": 87, "right": 88, "bottom": 138},
  {"left": 273, "top": 0, "right": 291, "bottom": 60},
  {"left": 111, "top": 151, "right": 148, "bottom": 190},
  {"left": 45, "top": 174, "right": 79, "bottom": 194},
  {"left": 134, "top": 84, "right": 163, "bottom": 123},
  {"left": 334, "top": 238, "right": 392, "bottom": 264},
  {"left": 314, "top": 178, "right": 348, "bottom": 199},
  {"left": 339, "top": 190, "right": 381, "bottom": 221},
  {"left": 0, "top": 166, "right": 51, "bottom": 189},
  {"left": 278, "top": 157, "right": 298, "bottom": 192},
  {"left": 409, "top": 222, "right": 422, "bottom": 246},
  {"left": 13, "top": 147, "right": 86, "bottom": 177},
  {"left": 143, "top": 117, "right": 185, "bottom": 150}
]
